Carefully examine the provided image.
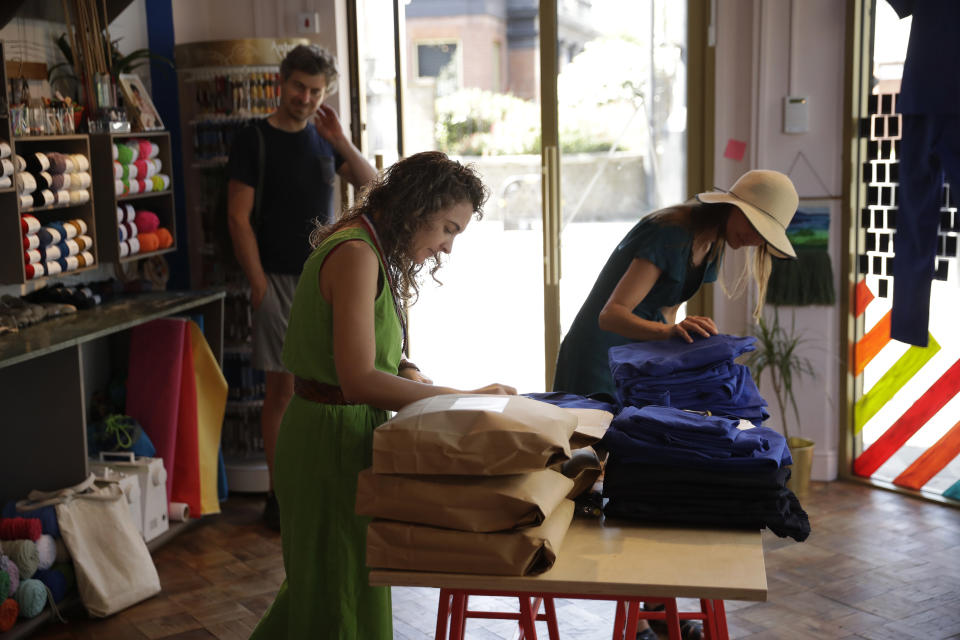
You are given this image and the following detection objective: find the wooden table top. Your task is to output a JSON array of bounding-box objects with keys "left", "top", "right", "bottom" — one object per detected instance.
[{"left": 369, "top": 517, "right": 767, "bottom": 602}]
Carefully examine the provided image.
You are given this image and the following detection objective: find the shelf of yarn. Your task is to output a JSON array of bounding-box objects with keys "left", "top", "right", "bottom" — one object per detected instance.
[
  {"left": 90, "top": 131, "right": 177, "bottom": 265},
  {"left": 3, "top": 136, "right": 98, "bottom": 284}
]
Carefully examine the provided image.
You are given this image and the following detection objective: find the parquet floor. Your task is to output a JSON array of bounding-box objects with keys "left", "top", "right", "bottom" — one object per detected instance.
[{"left": 30, "top": 480, "right": 960, "bottom": 640}]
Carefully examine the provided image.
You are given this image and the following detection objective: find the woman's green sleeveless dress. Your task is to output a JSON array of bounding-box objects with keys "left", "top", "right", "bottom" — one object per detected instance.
[{"left": 250, "top": 227, "right": 400, "bottom": 639}]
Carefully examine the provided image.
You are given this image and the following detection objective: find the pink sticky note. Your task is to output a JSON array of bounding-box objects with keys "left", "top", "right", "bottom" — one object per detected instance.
[{"left": 723, "top": 138, "right": 747, "bottom": 161}]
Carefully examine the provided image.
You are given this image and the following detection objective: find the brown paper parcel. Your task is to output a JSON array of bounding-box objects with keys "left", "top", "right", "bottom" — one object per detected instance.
[
  {"left": 567, "top": 408, "right": 614, "bottom": 449},
  {"left": 366, "top": 499, "right": 575, "bottom": 576},
  {"left": 372, "top": 394, "right": 577, "bottom": 476},
  {"left": 355, "top": 467, "right": 574, "bottom": 532}
]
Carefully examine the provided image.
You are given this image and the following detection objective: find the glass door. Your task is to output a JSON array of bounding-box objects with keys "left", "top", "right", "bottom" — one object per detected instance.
[{"left": 556, "top": 0, "right": 688, "bottom": 377}]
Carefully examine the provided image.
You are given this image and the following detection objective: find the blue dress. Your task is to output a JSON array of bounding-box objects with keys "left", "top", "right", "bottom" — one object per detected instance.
[{"left": 552, "top": 212, "right": 720, "bottom": 398}]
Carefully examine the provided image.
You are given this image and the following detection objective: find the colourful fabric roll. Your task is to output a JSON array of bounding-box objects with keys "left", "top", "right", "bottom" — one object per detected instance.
[
  {"left": 34, "top": 536, "right": 55, "bottom": 570},
  {"left": 40, "top": 244, "right": 61, "bottom": 262},
  {"left": 69, "top": 190, "right": 89, "bottom": 204},
  {"left": 46, "top": 152, "right": 67, "bottom": 174},
  {"left": 190, "top": 321, "right": 228, "bottom": 516},
  {"left": 15, "top": 579, "right": 45, "bottom": 618},
  {"left": 32, "top": 569, "right": 65, "bottom": 604},
  {"left": 156, "top": 227, "right": 174, "bottom": 249},
  {"left": 0, "top": 540, "right": 38, "bottom": 579},
  {"left": 25, "top": 152, "right": 49, "bottom": 173},
  {"left": 22, "top": 233, "right": 39, "bottom": 250},
  {"left": 16, "top": 171, "right": 36, "bottom": 195},
  {"left": 1, "top": 158, "right": 13, "bottom": 177},
  {"left": 24, "top": 249, "right": 41, "bottom": 264},
  {"left": 0, "top": 598, "right": 17, "bottom": 631},
  {"left": 1, "top": 556, "right": 19, "bottom": 597},
  {"left": 0, "top": 518, "right": 41, "bottom": 541},
  {"left": 138, "top": 232, "right": 159, "bottom": 253},
  {"left": 14, "top": 154, "right": 26, "bottom": 172},
  {"left": 20, "top": 215, "right": 40, "bottom": 234},
  {"left": 134, "top": 210, "right": 159, "bottom": 232}
]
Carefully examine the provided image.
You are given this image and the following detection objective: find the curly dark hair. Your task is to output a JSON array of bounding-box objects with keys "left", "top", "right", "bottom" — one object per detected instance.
[
  {"left": 280, "top": 44, "right": 339, "bottom": 94},
  {"left": 310, "top": 151, "right": 489, "bottom": 305}
]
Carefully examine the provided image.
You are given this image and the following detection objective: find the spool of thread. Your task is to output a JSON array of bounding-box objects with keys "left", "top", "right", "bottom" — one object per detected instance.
[
  {"left": 31, "top": 171, "right": 51, "bottom": 191},
  {"left": 69, "top": 189, "right": 89, "bottom": 205},
  {"left": 14, "top": 154, "right": 26, "bottom": 172},
  {"left": 0, "top": 598, "right": 17, "bottom": 631},
  {"left": 46, "top": 152, "right": 67, "bottom": 174},
  {"left": 0, "top": 540, "right": 38, "bottom": 579},
  {"left": 62, "top": 219, "right": 84, "bottom": 238},
  {"left": 127, "top": 178, "right": 141, "bottom": 195},
  {"left": 111, "top": 144, "right": 119, "bottom": 161},
  {"left": 136, "top": 178, "right": 148, "bottom": 193},
  {"left": 77, "top": 251, "right": 95, "bottom": 268},
  {"left": 118, "top": 143, "right": 138, "bottom": 164},
  {"left": 63, "top": 155, "right": 75, "bottom": 173},
  {"left": 24, "top": 249, "right": 41, "bottom": 264},
  {"left": 0, "top": 518, "right": 41, "bottom": 541},
  {"left": 39, "top": 224, "right": 63, "bottom": 247},
  {"left": 0, "top": 568, "right": 8, "bottom": 602},
  {"left": 23, "top": 233, "right": 39, "bottom": 251},
  {"left": 32, "top": 569, "right": 65, "bottom": 604},
  {"left": 2, "top": 556, "right": 20, "bottom": 597},
  {"left": 25, "top": 152, "right": 49, "bottom": 173},
  {"left": 56, "top": 255, "right": 79, "bottom": 272},
  {"left": 34, "top": 536, "right": 55, "bottom": 571},
  {"left": 119, "top": 240, "right": 130, "bottom": 258},
  {"left": 128, "top": 237, "right": 141, "bottom": 255},
  {"left": 135, "top": 210, "right": 159, "bottom": 233},
  {"left": 32, "top": 190, "right": 54, "bottom": 208},
  {"left": 168, "top": 502, "right": 190, "bottom": 522},
  {"left": 16, "top": 171, "right": 36, "bottom": 195},
  {"left": 20, "top": 215, "right": 40, "bottom": 234},
  {"left": 1, "top": 158, "right": 13, "bottom": 177},
  {"left": 24, "top": 263, "right": 43, "bottom": 279},
  {"left": 40, "top": 244, "right": 61, "bottom": 262},
  {"left": 61, "top": 239, "right": 80, "bottom": 257},
  {"left": 148, "top": 142, "right": 160, "bottom": 159},
  {"left": 71, "top": 154, "right": 89, "bottom": 172},
  {"left": 154, "top": 174, "right": 171, "bottom": 191},
  {"left": 124, "top": 203, "right": 136, "bottom": 222},
  {"left": 44, "top": 261, "right": 62, "bottom": 276},
  {"left": 49, "top": 173, "right": 65, "bottom": 190},
  {"left": 60, "top": 173, "right": 72, "bottom": 190},
  {"left": 138, "top": 232, "right": 160, "bottom": 253},
  {"left": 116, "top": 206, "right": 124, "bottom": 223},
  {"left": 54, "top": 190, "right": 71, "bottom": 205},
  {"left": 147, "top": 158, "right": 162, "bottom": 177},
  {"left": 113, "top": 161, "right": 122, "bottom": 179},
  {"left": 74, "top": 235, "right": 93, "bottom": 251},
  {"left": 126, "top": 221, "right": 139, "bottom": 238},
  {"left": 118, "top": 223, "right": 129, "bottom": 242},
  {"left": 156, "top": 227, "right": 174, "bottom": 249},
  {"left": 0, "top": 176, "right": 10, "bottom": 189},
  {"left": 0, "top": 141, "right": 11, "bottom": 159},
  {"left": 15, "top": 579, "right": 46, "bottom": 618},
  {"left": 116, "top": 179, "right": 128, "bottom": 196},
  {"left": 72, "top": 171, "right": 91, "bottom": 189},
  {"left": 19, "top": 194, "right": 33, "bottom": 209},
  {"left": 133, "top": 159, "right": 147, "bottom": 178}
]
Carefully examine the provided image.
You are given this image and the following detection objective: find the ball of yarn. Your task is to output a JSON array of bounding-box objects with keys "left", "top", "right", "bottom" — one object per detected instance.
[
  {"left": 138, "top": 232, "right": 160, "bottom": 253},
  {"left": 1, "top": 556, "right": 19, "bottom": 596},
  {"left": 0, "top": 569, "right": 8, "bottom": 603},
  {"left": 0, "top": 518, "right": 41, "bottom": 541},
  {"left": 35, "top": 535, "right": 55, "bottom": 571},
  {"left": 32, "top": 569, "right": 66, "bottom": 604},
  {"left": 15, "top": 579, "right": 46, "bottom": 618},
  {"left": 0, "top": 598, "right": 17, "bottom": 632},
  {"left": 0, "top": 540, "right": 38, "bottom": 579},
  {"left": 156, "top": 227, "right": 174, "bottom": 249},
  {"left": 134, "top": 210, "right": 159, "bottom": 232}
]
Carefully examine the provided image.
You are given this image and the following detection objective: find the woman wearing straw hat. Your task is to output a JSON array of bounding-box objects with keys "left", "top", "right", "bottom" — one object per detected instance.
[{"left": 553, "top": 169, "right": 799, "bottom": 403}]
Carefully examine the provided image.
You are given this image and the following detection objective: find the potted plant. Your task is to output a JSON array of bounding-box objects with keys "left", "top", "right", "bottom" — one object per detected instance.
[{"left": 744, "top": 309, "right": 816, "bottom": 498}]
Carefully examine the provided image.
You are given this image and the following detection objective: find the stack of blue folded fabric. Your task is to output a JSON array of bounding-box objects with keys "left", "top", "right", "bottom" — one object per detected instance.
[
  {"left": 609, "top": 334, "right": 769, "bottom": 422},
  {"left": 600, "top": 405, "right": 810, "bottom": 541}
]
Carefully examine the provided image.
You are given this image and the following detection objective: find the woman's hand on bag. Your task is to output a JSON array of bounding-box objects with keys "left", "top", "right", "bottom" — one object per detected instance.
[
  {"left": 469, "top": 383, "right": 517, "bottom": 395},
  {"left": 399, "top": 367, "right": 433, "bottom": 384},
  {"left": 670, "top": 315, "right": 718, "bottom": 343}
]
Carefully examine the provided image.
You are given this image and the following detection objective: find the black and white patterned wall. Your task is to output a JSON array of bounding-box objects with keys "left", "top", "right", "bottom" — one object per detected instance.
[{"left": 858, "top": 92, "right": 959, "bottom": 298}]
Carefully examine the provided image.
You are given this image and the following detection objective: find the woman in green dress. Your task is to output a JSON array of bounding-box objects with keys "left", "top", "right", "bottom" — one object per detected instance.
[
  {"left": 250, "top": 151, "right": 515, "bottom": 639},
  {"left": 553, "top": 169, "right": 799, "bottom": 399}
]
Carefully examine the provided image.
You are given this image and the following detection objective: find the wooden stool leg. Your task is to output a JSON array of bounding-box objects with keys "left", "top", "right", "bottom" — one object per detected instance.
[
  {"left": 663, "top": 598, "right": 682, "bottom": 640},
  {"left": 518, "top": 595, "right": 540, "bottom": 640},
  {"left": 543, "top": 596, "right": 561, "bottom": 640},
  {"left": 436, "top": 589, "right": 452, "bottom": 640}
]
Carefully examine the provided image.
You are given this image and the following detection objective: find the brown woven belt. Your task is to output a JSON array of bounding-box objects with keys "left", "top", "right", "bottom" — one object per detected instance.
[{"left": 294, "top": 376, "right": 353, "bottom": 405}]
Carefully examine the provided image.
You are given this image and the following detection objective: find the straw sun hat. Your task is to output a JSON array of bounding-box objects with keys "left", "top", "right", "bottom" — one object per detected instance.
[{"left": 696, "top": 170, "right": 799, "bottom": 259}]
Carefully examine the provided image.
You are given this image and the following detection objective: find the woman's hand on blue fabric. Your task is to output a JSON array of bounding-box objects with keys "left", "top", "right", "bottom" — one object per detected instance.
[{"left": 671, "top": 315, "right": 718, "bottom": 343}]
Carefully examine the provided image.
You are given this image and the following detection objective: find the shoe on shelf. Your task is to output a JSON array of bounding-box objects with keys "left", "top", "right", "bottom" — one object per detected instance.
[{"left": 262, "top": 492, "right": 281, "bottom": 531}]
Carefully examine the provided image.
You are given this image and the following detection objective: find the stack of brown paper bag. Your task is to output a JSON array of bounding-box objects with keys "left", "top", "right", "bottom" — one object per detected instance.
[{"left": 358, "top": 394, "right": 581, "bottom": 576}]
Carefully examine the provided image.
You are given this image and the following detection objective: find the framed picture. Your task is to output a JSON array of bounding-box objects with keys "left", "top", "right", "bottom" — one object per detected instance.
[{"left": 118, "top": 73, "right": 164, "bottom": 131}]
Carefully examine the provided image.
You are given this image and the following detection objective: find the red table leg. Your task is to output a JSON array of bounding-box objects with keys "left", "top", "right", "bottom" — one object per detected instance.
[
  {"left": 544, "top": 596, "right": 561, "bottom": 640},
  {"left": 449, "top": 592, "right": 467, "bottom": 640},
  {"left": 435, "top": 589, "right": 451, "bottom": 640},
  {"left": 663, "top": 598, "right": 682, "bottom": 640},
  {"left": 518, "top": 595, "right": 540, "bottom": 640},
  {"left": 624, "top": 600, "right": 641, "bottom": 640},
  {"left": 612, "top": 599, "right": 628, "bottom": 639},
  {"left": 713, "top": 600, "right": 729, "bottom": 640}
]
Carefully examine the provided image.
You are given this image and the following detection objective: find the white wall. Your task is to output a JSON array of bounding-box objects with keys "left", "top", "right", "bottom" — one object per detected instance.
[{"left": 714, "top": 0, "right": 847, "bottom": 480}]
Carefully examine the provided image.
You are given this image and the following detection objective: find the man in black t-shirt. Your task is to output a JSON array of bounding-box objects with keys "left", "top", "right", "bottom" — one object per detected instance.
[{"left": 227, "top": 44, "right": 376, "bottom": 529}]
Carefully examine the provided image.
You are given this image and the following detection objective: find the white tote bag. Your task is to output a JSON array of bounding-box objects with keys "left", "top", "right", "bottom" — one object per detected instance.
[{"left": 21, "top": 474, "right": 161, "bottom": 617}]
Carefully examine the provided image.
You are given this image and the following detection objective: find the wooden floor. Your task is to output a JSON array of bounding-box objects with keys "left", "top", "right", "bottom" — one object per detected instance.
[{"left": 28, "top": 480, "right": 960, "bottom": 640}]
